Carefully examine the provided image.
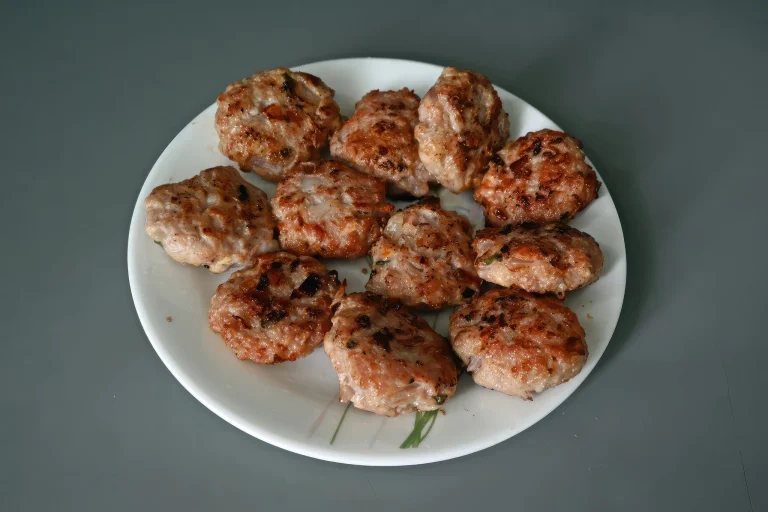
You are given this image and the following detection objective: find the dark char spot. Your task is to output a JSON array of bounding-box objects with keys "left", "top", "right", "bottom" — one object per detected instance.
[
  {"left": 262, "top": 309, "right": 287, "bottom": 328},
  {"left": 281, "top": 73, "right": 294, "bottom": 94},
  {"left": 356, "top": 315, "right": 371, "bottom": 328},
  {"left": 372, "top": 328, "right": 393, "bottom": 352},
  {"left": 238, "top": 184, "right": 249, "bottom": 201},
  {"left": 256, "top": 274, "right": 269, "bottom": 291},
  {"left": 292, "top": 273, "right": 322, "bottom": 298}
]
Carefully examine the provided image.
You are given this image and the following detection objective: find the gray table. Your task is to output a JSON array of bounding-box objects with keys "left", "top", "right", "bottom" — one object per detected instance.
[{"left": 2, "top": 1, "right": 765, "bottom": 510}]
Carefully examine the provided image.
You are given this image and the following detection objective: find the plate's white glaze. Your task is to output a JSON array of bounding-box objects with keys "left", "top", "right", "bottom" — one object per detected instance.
[{"left": 127, "top": 58, "right": 626, "bottom": 466}]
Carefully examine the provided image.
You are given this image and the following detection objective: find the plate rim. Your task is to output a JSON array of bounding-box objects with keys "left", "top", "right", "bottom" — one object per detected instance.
[{"left": 127, "top": 57, "right": 627, "bottom": 466}]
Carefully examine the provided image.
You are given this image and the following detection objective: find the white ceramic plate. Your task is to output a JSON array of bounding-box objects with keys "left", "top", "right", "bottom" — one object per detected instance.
[{"left": 128, "top": 58, "right": 626, "bottom": 466}]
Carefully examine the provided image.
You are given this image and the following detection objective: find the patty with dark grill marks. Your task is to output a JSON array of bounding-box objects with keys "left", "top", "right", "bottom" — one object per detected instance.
[
  {"left": 365, "top": 196, "right": 480, "bottom": 310},
  {"left": 450, "top": 288, "right": 588, "bottom": 400},
  {"left": 473, "top": 222, "right": 603, "bottom": 297},
  {"left": 331, "top": 88, "right": 431, "bottom": 197},
  {"left": 209, "top": 252, "right": 343, "bottom": 364},
  {"left": 475, "top": 129, "right": 600, "bottom": 226},
  {"left": 324, "top": 292, "right": 459, "bottom": 416},
  {"left": 215, "top": 68, "right": 342, "bottom": 181},
  {"left": 415, "top": 67, "right": 509, "bottom": 193}
]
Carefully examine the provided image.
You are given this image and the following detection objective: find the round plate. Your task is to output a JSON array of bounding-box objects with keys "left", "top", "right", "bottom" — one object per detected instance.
[{"left": 128, "top": 58, "right": 626, "bottom": 466}]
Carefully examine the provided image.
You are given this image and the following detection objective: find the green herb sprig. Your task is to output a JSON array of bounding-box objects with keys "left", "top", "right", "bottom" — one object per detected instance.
[
  {"left": 330, "top": 402, "right": 353, "bottom": 445},
  {"left": 400, "top": 410, "right": 439, "bottom": 449}
]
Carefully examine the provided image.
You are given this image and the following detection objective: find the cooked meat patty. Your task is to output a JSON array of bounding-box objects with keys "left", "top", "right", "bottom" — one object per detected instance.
[
  {"left": 324, "top": 292, "right": 459, "bottom": 416},
  {"left": 450, "top": 288, "right": 588, "bottom": 399},
  {"left": 271, "top": 160, "right": 394, "bottom": 258},
  {"left": 365, "top": 196, "right": 480, "bottom": 309},
  {"left": 215, "top": 68, "right": 342, "bottom": 181},
  {"left": 414, "top": 67, "right": 509, "bottom": 193},
  {"left": 209, "top": 252, "right": 343, "bottom": 364},
  {"left": 330, "top": 89, "right": 431, "bottom": 197},
  {"left": 473, "top": 223, "right": 603, "bottom": 298},
  {"left": 144, "top": 166, "right": 279, "bottom": 273},
  {"left": 474, "top": 129, "right": 600, "bottom": 226}
]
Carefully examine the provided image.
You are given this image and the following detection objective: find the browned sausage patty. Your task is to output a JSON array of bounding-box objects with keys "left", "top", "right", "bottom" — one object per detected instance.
[
  {"left": 144, "top": 166, "right": 279, "bottom": 273},
  {"left": 415, "top": 67, "right": 509, "bottom": 193},
  {"left": 271, "top": 160, "right": 394, "bottom": 258},
  {"left": 365, "top": 196, "right": 481, "bottom": 310},
  {"left": 330, "top": 88, "right": 431, "bottom": 197},
  {"left": 215, "top": 68, "right": 342, "bottom": 181},
  {"left": 209, "top": 252, "right": 343, "bottom": 364},
  {"left": 475, "top": 129, "right": 600, "bottom": 226},
  {"left": 324, "top": 292, "right": 459, "bottom": 416},
  {"left": 473, "top": 222, "right": 603, "bottom": 297},
  {"left": 450, "top": 288, "right": 587, "bottom": 399}
]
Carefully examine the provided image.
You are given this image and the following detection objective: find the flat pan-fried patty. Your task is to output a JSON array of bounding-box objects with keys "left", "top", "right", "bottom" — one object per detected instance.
[
  {"left": 450, "top": 288, "right": 587, "bottom": 399},
  {"left": 144, "top": 166, "right": 279, "bottom": 273},
  {"left": 330, "top": 88, "right": 431, "bottom": 197},
  {"left": 365, "top": 196, "right": 480, "bottom": 309},
  {"left": 209, "top": 252, "right": 343, "bottom": 364},
  {"left": 324, "top": 292, "right": 459, "bottom": 416},
  {"left": 473, "top": 222, "right": 603, "bottom": 297},
  {"left": 415, "top": 67, "right": 509, "bottom": 193},
  {"left": 271, "top": 160, "right": 394, "bottom": 258},
  {"left": 475, "top": 129, "right": 600, "bottom": 226},
  {"left": 215, "top": 68, "right": 342, "bottom": 181}
]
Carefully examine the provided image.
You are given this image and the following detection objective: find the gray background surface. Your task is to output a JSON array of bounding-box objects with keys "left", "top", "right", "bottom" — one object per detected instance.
[{"left": 1, "top": 1, "right": 766, "bottom": 510}]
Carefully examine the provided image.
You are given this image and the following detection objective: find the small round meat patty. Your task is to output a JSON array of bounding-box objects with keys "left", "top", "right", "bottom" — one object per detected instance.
[
  {"left": 209, "top": 252, "right": 343, "bottom": 364},
  {"left": 450, "top": 288, "right": 588, "bottom": 400},
  {"left": 414, "top": 67, "right": 509, "bottom": 193},
  {"left": 144, "top": 166, "right": 279, "bottom": 273},
  {"left": 474, "top": 129, "right": 600, "bottom": 227},
  {"left": 473, "top": 222, "right": 603, "bottom": 297},
  {"left": 324, "top": 292, "right": 459, "bottom": 416},
  {"left": 215, "top": 68, "right": 342, "bottom": 181},
  {"left": 271, "top": 160, "right": 394, "bottom": 258},
  {"left": 330, "top": 88, "right": 432, "bottom": 197},
  {"left": 365, "top": 196, "right": 480, "bottom": 309}
]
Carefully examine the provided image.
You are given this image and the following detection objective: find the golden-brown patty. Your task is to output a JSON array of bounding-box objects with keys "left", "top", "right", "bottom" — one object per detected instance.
[
  {"left": 324, "top": 292, "right": 459, "bottom": 416},
  {"left": 144, "top": 166, "right": 279, "bottom": 273},
  {"left": 215, "top": 68, "right": 342, "bottom": 181},
  {"left": 415, "top": 67, "right": 509, "bottom": 193},
  {"left": 473, "top": 222, "right": 603, "bottom": 297},
  {"left": 450, "top": 288, "right": 587, "bottom": 399},
  {"left": 474, "top": 129, "right": 600, "bottom": 226},
  {"left": 271, "top": 160, "right": 394, "bottom": 258},
  {"left": 330, "top": 88, "right": 431, "bottom": 197},
  {"left": 209, "top": 252, "right": 343, "bottom": 364},
  {"left": 365, "top": 196, "right": 480, "bottom": 310}
]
